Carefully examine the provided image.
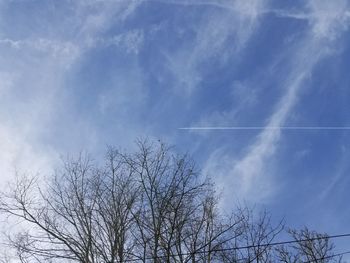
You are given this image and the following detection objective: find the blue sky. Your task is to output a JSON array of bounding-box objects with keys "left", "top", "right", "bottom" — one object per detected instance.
[{"left": 1, "top": 0, "right": 350, "bottom": 254}]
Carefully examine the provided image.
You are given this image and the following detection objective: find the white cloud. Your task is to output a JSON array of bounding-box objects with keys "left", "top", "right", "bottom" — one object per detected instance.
[
  {"left": 0, "top": 71, "right": 59, "bottom": 183},
  {"left": 149, "top": 0, "right": 263, "bottom": 15},
  {"left": 0, "top": 0, "right": 143, "bottom": 188},
  {"left": 0, "top": 38, "right": 80, "bottom": 64},
  {"left": 76, "top": 0, "right": 143, "bottom": 39},
  {"left": 319, "top": 145, "right": 349, "bottom": 200},
  {"left": 0, "top": 125, "right": 57, "bottom": 180},
  {"left": 0, "top": 39, "right": 21, "bottom": 48},
  {"left": 0, "top": 0, "right": 144, "bottom": 59},
  {"left": 269, "top": 0, "right": 350, "bottom": 40},
  {"left": 163, "top": 0, "right": 266, "bottom": 96},
  {"left": 90, "top": 29, "right": 144, "bottom": 54},
  {"left": 203, "top": 1, "right": 350, "bottom": 207},
  {"left": 192, "top": 81, "right": 258, "bottom": 130},
  {"left": 0, "top": 72, "right": 15, "bottom": 96},
  {"left": 307, "top": 0, "right": 350, "bottom": 40}
]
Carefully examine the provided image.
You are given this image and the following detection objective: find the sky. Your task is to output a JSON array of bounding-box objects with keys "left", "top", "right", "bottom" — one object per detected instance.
[{"left": 1, "top": 0, "right": 350, "bottom": 256}]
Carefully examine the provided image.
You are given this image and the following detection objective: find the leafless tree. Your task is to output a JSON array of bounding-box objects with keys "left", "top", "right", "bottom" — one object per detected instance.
[
  {"left": 276, "top": 228, "right": 341, "bottom": 263},
  {"left": 0, "top": 140, "right": 246, "bottom": 263},
  {"left": 212, "top": 207, "right": 283, "bottom": 263},
  {"left": 120, "top": 140, "right": 243, "bottom": 263},
  {"left": 0, "top": 140, "right": 343, "bottom": 263},
  {"left": 0, "top": 150, "right": 139, "bottom": 263}
]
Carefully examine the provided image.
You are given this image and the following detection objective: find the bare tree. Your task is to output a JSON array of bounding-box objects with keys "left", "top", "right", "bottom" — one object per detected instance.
[
  {"left": 0, "top": 139, "right": 344, "bottom": 263},
  {"left": 121, "top": 140, "right": 242, "bottom": 263},
  {"left": 212, "top": 207, "right": 284, "bottom": 263},
  {"left": 0, "top": 150, "right": 138, "bottom": 263},
  {"left": 276, "top": 228, "right": 341, "bottom": 263},
  {"left": 0, "top": 140, "right": 246, "bottom": 263}
]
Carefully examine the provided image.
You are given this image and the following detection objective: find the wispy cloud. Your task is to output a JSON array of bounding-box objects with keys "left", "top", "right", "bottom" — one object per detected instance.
[
  {"left": 266, "top": 0, "right": 350, "bottom": 39},
  {"left": 0, "top": 0, "right": 143, "bottom": 184},
  {"left": 307, "top": 0, "right": 350, "bottom": 40},
  {"left": 76, "top": 0, "right": 143, "bottom": 39},
  {"left": 0, "top": 0, "right": 145, "bottom": 57},
  {"left": 203, "top": 0, "right": 350, "bottom": 206},
  {"left": 1, "top": 0, "right": 350, "bottom": 225},
  {"left": 163, "top": 0, "right": 266, "bottom": 96},
  {"left": 87, "top": 29, "right": 144, "bottom": 54},
  {"left": 0, "top": 38, "right": 80, "bottom": 64},
  {"left": 320, "top": 145, "right": 350, "bottom": 200}
]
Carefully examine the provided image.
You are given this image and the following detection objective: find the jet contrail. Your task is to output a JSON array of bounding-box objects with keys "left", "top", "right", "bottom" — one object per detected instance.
[{"left": 179, "top": 126, "right": 350, "bottom": 130}]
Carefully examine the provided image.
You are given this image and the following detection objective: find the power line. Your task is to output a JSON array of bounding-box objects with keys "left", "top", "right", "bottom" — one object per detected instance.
[
  {"left": 210, "top": 233, "right": 350, "bottom": 253},
  {"left": 303, "top": 250, "right": 350, "bottom": 263},
  {"left": 122, "top": 233, "right": 350, "bottom": 262}
]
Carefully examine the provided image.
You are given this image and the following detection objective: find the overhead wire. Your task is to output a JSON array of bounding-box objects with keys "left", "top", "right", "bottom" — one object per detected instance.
[
  {"left": 303, "top": 250, "right": 350, "bottom": 263},
  {"left": 121, "top": 233, "right": 350, "bottom": 262}
]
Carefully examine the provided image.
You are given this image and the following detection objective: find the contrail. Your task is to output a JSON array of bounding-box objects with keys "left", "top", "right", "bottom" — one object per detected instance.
[{"left": 179, "top": 126, "right": 350, "bottom": 130}]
